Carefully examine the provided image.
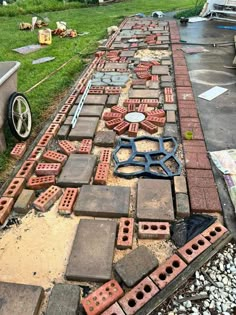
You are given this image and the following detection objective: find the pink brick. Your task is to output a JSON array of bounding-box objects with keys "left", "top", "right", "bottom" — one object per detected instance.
[
  {"left": 58, "top": 188, "right": 78, "bottom": 215},
  {"left": 202, "top": 222, "right": 228, "bottom": 244},
  {"left": 128, "top": 123, "right": 139, "bottom": 137},
  {"left": 164, "top": 87, "right": 173, "bottom": 95},
  {"left": 117, "top": 218, "right": 134, "bottom": 249},
  {"left": 140, "top": 120, "right": 157, "bottom": 134},
  {"left": 3, "top": 178, "right": 25, "bottom": 199},
  {"left": 149, "top": 254, "right": 187, "bottom": 289},
  {"left": 45, "top": 123, "right": 60, "bottom": 136},
  {"left": 82, "top": 280, "right": 124, "bottom": 315},
  {"left": 43, "top": 150, "right": 67, "bottom": 165},
  {"left": 52, "top": 113, "right": 66, "bottom": 125},
  {"left": 35, "top": 163, "right": 62, "bottom": 176},
  {"left": 94, "top": 163, "right": 110, "bottom": 185},
  {"left": 146, "top": 109, "right": 165, "bottom": 118},
  {"left": 27, "top": 175, "right": 56, "bottom": 190},
  {"left": 127, "top": 104, "right": 136, "bottom": 112},
  {"left": 100, "top": 149, "right": 112, "bottom": 164},
  {"left": 33, "top": 185, "right": 63, "bottom": 212},
  {"left": 28, "top": 146, "right": 45, "bottom": 162},
  {"left": 37, "top": 133, "right": 53, "bottom": 147},
  {"left": 105, "top": 118, "right": 123, "bottom": 130},
  {"left": 10, "top": 143, "right": 27, "bottom": 159},
  {"left": 16, "top": 160, "right": 36, "bottom": 179},
  {"left": 59, "top": 104, "right": 71, "bottom": 115},
  {"left": 138, "top": 222, "right": 170, "bottom": 240},
  {"left": 137, "top": 104, "right": 148, "bottom": 113},
  {"left": 101, "top": 302, "right": 125, "bottom": 315},
  {"left": 141, "top": 99, "right": 158, "bottom": 107},
  {"left": 78, "top": 139, "right": 93, "bottom": 154},
  {"left": 111, "top": 106, "right": 127, "bottom": 117},
  {"left": 0, "top": 197, "right": 14, "bottom": 224},
  {"left": 103, "top": 112, "right": 123, "bottom": 121},
  {"left": 58, "top": 140, "right": 77, "bottom": 155},
  {"left": 146, "top": 116, "right": 166, "bottom": 127},
  {"left": 123, "top": 99, "right": 141, "bottom": 106},
  {"left": 114, "top": 121, "right": 130, "bottom": 135},
  {"left": 151, "top": 75, "right": 159, "bottom": 81}
]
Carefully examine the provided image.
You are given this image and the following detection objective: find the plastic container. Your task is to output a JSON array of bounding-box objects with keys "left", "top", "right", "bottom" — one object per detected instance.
[
  {"left": 38, "top": 29, "right": 52, "bottom": 45},
  {"left": 184, "top": 131, "right": 193, "bottom": 140}
]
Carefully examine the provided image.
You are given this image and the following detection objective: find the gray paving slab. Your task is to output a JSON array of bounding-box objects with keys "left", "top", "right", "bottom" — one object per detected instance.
[
  {"left": 106, "top": 94, "right": 120, "bottom": 107},
  {"left": 94, "top": 130, "right": 116, "bottom": 147},
  {"left": 114, "top": 246, "right": 158, "bottom": 287},
  {"left": 57, "top": 154, "right": 96, "bottom": 187},
  {"left": 152, "top": 65, "right": 169, "bottom": 75},
  {"left": 104, "top": 62, "right": 128, "bottom": 70},
  {"left": 68, "top": 117, "right": 99, "bottom": 141},
  {"left": 65, "top": 219, "right": 117, "bottom": 282},
  {"left": 129, "top": 89, "right": 160, "bottom": 99},
  {"left": 74, "top": 185, "right": 130, "bottom": 218},
  {"left": 137, "top": 179, "right": 175, "bottom": 221},
  {"left": 80, "top": 105, "right": 104, "bottom": 117},
  {"left": 0, "top": 281, "right": 44, "bottom": 315},
  {"left": 83, "top": 94, "right": 108, "bottom": 105},
  {"left": 57, "top": 125, "right": 71, "bottom": 139},
  {"left": 46, "top": 284, "right": 80, "bottom": 315}
]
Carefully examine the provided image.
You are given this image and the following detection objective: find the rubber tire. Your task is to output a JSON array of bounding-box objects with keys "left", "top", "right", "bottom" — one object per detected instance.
[{"left": 7, "top": 92, "right": 32, "bottom": 141}]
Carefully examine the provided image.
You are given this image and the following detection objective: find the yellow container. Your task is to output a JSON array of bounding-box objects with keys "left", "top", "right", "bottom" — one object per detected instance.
[{"left": 38, "top": 29, "right": 52, "bottom": 45}]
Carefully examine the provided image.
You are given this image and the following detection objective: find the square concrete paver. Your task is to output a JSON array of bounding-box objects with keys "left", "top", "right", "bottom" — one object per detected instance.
[
  {"left": 80, "top": 105, "right": 104, "bottom": 117},
  {"left": 94, "top": 131, "right": 116, "bottom": 147},
  {"left": 107, "top": 94, "right": 120, "bottom": 107},
  {"left": 137, "top": 179, "right": 174, "bottom": 221},
  {"left": 57, "top": 154, "right": 96, "bottom": 187},
  {"left": 74, "top": 185, "right": 130, "bottom": 217},
  {"left": 76, "top": 94, "right": 108, "bottom": 106},
  {"left": 152, "top": 65, "right": 169, "bottom": 75},
  {"left": 129, "top": 89, "right": 160, "bottom": 99},
  {"left": 68, "top": 117, "right": 99, "bottom": 140},
  {"left": 65, "top": 219, "right": 117, "bottom": 282},
  {"left": 0, "top": 281, "right": 44, "bottom": 315}
]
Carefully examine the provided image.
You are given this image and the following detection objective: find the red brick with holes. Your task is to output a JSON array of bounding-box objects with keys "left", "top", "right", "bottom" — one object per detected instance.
[
  {"left": 117, "top": 218, "right": 134, "bottom": 249},
  {"left": 202, "top": 222, "right": 228, "bottom": 244},
  {"left": 3, "top": 178, "right": 25, "bottom": 199},
  {"left": 146, "top": 109, "right": 165, "bottom": 118},
  {"left": 59, "top": 104, "right": 71, "bottom": 115},
  {"left": 0, "top": 197, "right": 14, "bottom": 224},
  {"left": 105, "top": 118, "right": 123, "bottom": 129},
  {"left": 114, "top": 121, "right": 130, "bottom": 135},
  {"left": 43, "top": 150, "right": 67, "bottom": 165},
  {"left": 165, "top": 94, "right": 174, "bottom": 104},
  {"left": 78, "top": 139, "right": 93, "bottom": 154},
  {"left": 138, "top": 222, "right": 170, "bottom": 240},
  {"left": 105, "top": 87, "right": 121, "bottom": 95},
  {"left": 27, "top": 175, "right": 56, "bottom": 190},
  {"left": 100, "top": 149, "right": 112, "bottom": 164},
  {"left": 103, "top": 112, "right": 123, "bottom": 121},
  {"left": 58, "top": 188, "right": 78, "bottom": 215},
  {"left": 94, "top": 163, "right": 110, "bottom": 185},
  {"left": 183, "top": 140, "right": 211, "bottom": 170},
  {"left": 37, "top": 133, "right": 53, "bottom": 147},
  {"left": 111, "top": 106, "right": 127, "bottom": 117},
  {"left": 28, "top": 146, "right": 45, "bottom": 162},
  {"left": 140, "top": 120, "right": 157, "bottom": 134},
  {"left": 45, "top": 123, "right": 60, "bottom": 136},
  {"left": 35, "top": 163, "right": 62, "bottom": 176},
  {"left": 128, "top": 123, "right": 139, "bottom": 137},
  {"left": 52, "top": 113, "right": 66, "bottom": 125},
  {"left": 16, "top": 160, "right": 36, "bottom": 179},
  {"left": 33, "top": 186, "right": 63, "bottom": 212},
  {"left": 10, "top": 143, "right": 27, "bottom": 159},
  {"left": 123, "top": 99, "right": 141, "bottom": 106},
  {"left": 137, "top": 104, "right": 147, "bottom": 113},
  {"left": 146, "top": 116, "right": 166, "bottom": 127},
  {"left": 141, "top": 99, "right": 158, "bottom": 107},
  {"left": 127, "top": 104, "right": 136, "bottom": 112},
  {"left": 58, "top": 140, "right": 77, "bottom": 155}
]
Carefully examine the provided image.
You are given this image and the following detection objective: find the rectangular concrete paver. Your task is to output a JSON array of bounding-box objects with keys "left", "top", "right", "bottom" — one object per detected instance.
[
  {"left": 137, "top": 179, "right": 174, "bottom": 221},
  {"left": 68, "top": 117, "right": 99, "bottom": 141},
  {"left": 65, "top": 219, "right": 117, "bottom": 282},
  {"left": 14, "top": 189, "right": 35, "bottom": 214},
  {"left": 80, "top": 105, "right": 104, "bottom": 117},
  {"left": 74, "top": 185, "right": 130, "bottom": 218},
  {"left": 77, "top": 94, "right": 108, "bottom": 106},
  {"left": 152, "top": 65, "right": 169, "bottom": 75}
]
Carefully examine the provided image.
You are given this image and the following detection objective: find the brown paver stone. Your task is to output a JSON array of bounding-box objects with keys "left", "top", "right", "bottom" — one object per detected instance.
[
  {"left": 115, "top": 246, "right": 158, "bottom": 287},
  {"left": 137, "top": 179, "right": 175, "bottom": 221},
  {"left": 68, "top": 117, "right": 99, "bottom": 141},
  {"left": 57, "top": 125, "right": 71, "bottom": 140},
  {"left": 152, "top": 65, "right": 169, "bottom": 75},
  {"left": 80, "top": 105, "right": 104, "bottom": 117},
  {"left": 0, "top": 281, "right": 44, "bottom": 315},
  {"left": 74, "top": 185, "right": 130, "bottom": 218},
  {"left": 65, "top": 219, "right": 117, "bottom": 282},
  {"left": 14, "top": 189, "right": 35, "bottom": 214},
  {"left": 57, "top": 154, "right": 96, "bottom": 187},
  {"left": 94, "top": 131, "right": 116, "bottom": 147},
  {"left": 77, "top": 94, "right": 108, "bottom": 106},
  {"left": 129, "top": 89, "right": 160, "bottom": 99}
]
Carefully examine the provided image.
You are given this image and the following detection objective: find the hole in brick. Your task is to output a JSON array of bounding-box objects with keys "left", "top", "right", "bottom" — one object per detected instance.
[
  {"left": 215, "top": 226, "right": 222, "bottom": 232},
  {"left": 89, "top": 307, "right": 94, "bottom": 311},
  {"left": 210, "top": 231, "right": 217, "bottom": 237},
  {"left": 192, "top": 244, "right": 199, "bottom": 250},
  {"left": 151, "top": 225, "right": 158, "bottom": 230},
  {"left": 0, "top": 200, "right": 7, "bottom": 205},
  {"left": 198, "top": 239, "right": 205, "bottom": 246},
  {"left": 124, "top": 220, "right": 130, "bottom": 226},
  {"left": 123, "top": 228, "right": 129, "bottom": 233},
  {"left": 0, "top": 206, "right": 3, "bottom": 211},
  {"left": 10, "top": 185, "right": 16, "bottom": 189},
  {"left": 102, "top": 297, "right": 106, "bottom": 301},
  {"left": 13, "top": 181, "right": 19, "bottom": 184},
  {"left": 86, "top": 300, "right": 91, "bottom": 305},
  {"left": 136, "top": 292, "right": 144, "bottom": 300},
  {"left": 160, "top": 225, "right": 167, "bottom": 230},
  {"left": 122, "top": 236, "right": 128, "bottom": 242},
  {"left": 93, "top": 296, "right": 97, "bottom": 301},
  {"left": 95, "top": 302, "right": 99, "bottom": 306},
  {"left": 7, "top": 190, "right": 13, "bottom": 195},
  {"left": 205, "top": 235, "right": 211, "bottom": 241},
  {"left": 166, "top": 266, "right": 173, "bottom": 274},
  {"left": 111, "top": 313, "right": 117, "bottom": 315},
  {"left": 186, "top": 248, "right": 193, "bottom": 255},
  {"left": 105, "top": 287, "right": 110, "bottom": 291},
  {"left": 110, "top": 282, "right": 115, "bottom": 287},
  {"left": 108, "top": 292, "right": 113, "bottom": 296},
  {"left": 172, "top": 260, "right": 180, "bottom": 268},
  {"left": 144, "top": 285, "right": 151, "bottom": 293},
  {"left": 159, "top": 273, "right": 166, "bottom": 280},
  {"left": 142, "top": 224, "right": 149, "bottom": 230},
  {"left": 128, "top": 299, "right": 136, "bottom": 307}
]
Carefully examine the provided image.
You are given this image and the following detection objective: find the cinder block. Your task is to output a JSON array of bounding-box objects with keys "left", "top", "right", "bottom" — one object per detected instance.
[
  {"left": 202, "top": 222, "right": 228, "bottom": 244},
  {"left": 101, "top": 302, "right": 125, "bottom": 315},
  {"left": 176, "top": 193, "right": 190, "bottom": 218},
  {"left": 14, "top": 189, "right": 35, "bottom": 214},
  {"left": 174, "top": 176, "right": 187, "bottom": 194},
  {"left": 35, "top": 163, "right": 62, "bottom": 176},
  {"left": 52, "top": 113, "right": 66, "bottom": 125},
  {"left": 111, "top": 106, "right": 127, "bottom": 117},
  {"left": 81, "top": 280, "right": 124, "bottom": 315},
  {"left": 37, "top": 133, "right": 53, "bottom": 147},
  {"left": 105, "top": 118, "right": 123, "bottom": 129},
  {"left": 33, "top": 185, "right": 62, "bottom": 212},
  {"left": 140, "top": 120, "right": 158, "bottom": 134},
  {"left": 138, "top": 222, "right": 170, "bottom": 239},
  {"left": 28, "top": 146, "right": 45, "bottom": 161},
  {"left": 146, "top": 116, "right": 166, "bottom": 127},
  {"left": 94, "top": 163, "right": 110, "bottom": 185},
  {"left": 100, "top": 149, "right": 112, "bottom": 164},
  {"left": 114, "top": 121, "right": 130, "bottom": 135},
  {"left": 178, "top": 234, "right": 211, "bottom": 264},
  {"left": 146, "top": 109, "right": 165, "bottom": 118},
  {"left": 0, "top": 197, "right": 14, "bottom": 224},
  {"left": 3, "top": 178, "right": 25, "bottom": 199},
  {"left": 27, "top": 175, "right": 56, "bottom": 190},
  {"left": 117, "top": 218, "right": 134, "bottom": 249},
  {"left": 105, "top": 87, "right": 121, "bottom": 95},
  {"left": 118, "top": 277, "right": 159, "bottom": 315},
  {"left": 128, "top": 123, "right": 139, "bottom": 137},
  {"left": 43, "top": 150, "right": 67, "bottom": 165},
  {"left": 58, "top": 140, "right": 77, "bottom": 155},
  {"left": 16, "top": 160, "right": 36, "bottom": 179},
  {"left": 78, "top": 139, "right": 93, "bottom": 154},
  {"left": 10, "top": 143, "right": 27, "bottom": 159},
  {"left": 149, "top": 254, "right": 187, "bottom": 289},
  {"left": 58, "top": 188, "right": 78, "bottom": 215},
  {"left": 103, "top": 112, "right": 123, "bottom": 121}
]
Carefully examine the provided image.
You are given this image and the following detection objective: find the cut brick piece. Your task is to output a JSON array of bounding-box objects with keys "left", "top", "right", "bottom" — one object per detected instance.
[
  {"left": 101, "top": 302, "right": 125, "bottom": 315},
  {"left": 66, "top": 219, "right": 117, "bottom": 282},
  {"left": 35, "top": 163, "right": 62, "bottom": 176},
  {"left": 115, "top": 246, "right": 158, "bottom": 287},
  {"left": 140, "top": 120, "right": 158, "bottom": 134},
  {"left": 178, "top": 234, "right": 211, "bottom": 264},
  {"left": 137, "top": 179, "right": 174, "bottom": 221},
  {"left": 105, "top": 118, "right": 123, "bottom": 130},
  {"left": 103, "top": 112, "right": 123, "bottom": 121},
  {"left": 137, "top": 104, "right": 148, "bottom": 113},
  {"left": 176, "top": 193, "right": 190, "bottom": 218},
  {"left": 82, "top": 280, "right": 123, "bottom": 315},
  {"left": 183, "top": 140, "right": 211, "bottom": 170},
  {"left": 3, "top": 178, "right": 25, "bottom": 199},
  {"left": 33, "top": 185, "right": 62, "bottom": 212},
  {"left": 52, "top": 113, "right": 66, "bottom": 125},
  {"left": 10, "top": 143, "right": 26, "bottom": 159},
  {"left": 28, "top": 146, "right": 45, "bottom": 162},
  {"left": 117, "top": 218, "right": 134, "bottom": 249},
  {"left": 146, "top": 116, "right": 166, "bottom": 127},
  {"left": 114, "top": 121, "right": 130, "bottom": 135},
  {"left": 149, "top": 254, "right": 187, "bottom": 289},
  {"left": 138, "top": 222, "right": 170, "bottom": 239},
  {"left": 58, "top": 188, "right": 78, "bottom": 215},
  {"left": 111, "top": 106, "right": 127, "bottom": 117},
  {"left": 27, "top": 175, "right": 56, "bottom": 190},
  {"left": 127, "top": 104, "right": 136, "bottom": 112},
  {"left": 174, "top": 176, "right": 187, "bottom": 194},
  {"left": 128, "top": 123, "right": 139, "bottom": 137},
  {"left": 58, "top": 140, "right": 77, "bottom": 155},
  {"left": 43, "top": 150, "right": 67, "bottom": 165},
  {"left": 118, "top": 277, "right": 159, "bottom": 315},
  {"left": 78, "top": 139, "right": 93, "bottom": 154},
  {"left": 202, "top": 222, "right": 228, "bottom": 244},
  {"left": 100, "top": 149, "right": 112, "bottom": 164},
  {"left": 146, "top": 109, "right": 165, "bottom": 118},
  {"left": 0, "top": 197, "right": 14, "bottom": 224},
  {"left": 94, "top": 163, "right": 110, "bottom": 185},
  {"left": 14, "top": 189, "right": 35, "bottom": 214},
  {"left": 16, "top": 160, "right": 36, "bottom": 179}
]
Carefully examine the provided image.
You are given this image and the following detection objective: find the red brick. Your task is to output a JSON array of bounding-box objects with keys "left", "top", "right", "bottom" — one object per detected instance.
[
  {"left": 178, "top": 234, "right": 211, "bottom": 264},
  {"left": 175, "top": 78, "right": 192, "bottom": 87},
  {"left": 33, "top": 185, "right": 62, "bottom": 212},
  {"left": 149, "top": 254, "right": 187, "bottom": 289},
  {"left": 59, "top": 104, "right": 71, "bottom": 115},
  {"left": 202, "top": 222, "right": 228, "bottom": 244},
  {"left": 45, "top": 123, "right": 60, "bottom": 136},
  {"left": 146, "top": 116, "right": 166, "bottom": 127},
  {"left": 180, "top": 118, "right": 204, "bottom": 140},
  {"left": 127, "top": 104, "right": 136, "bottom": 112},
  {"left": 58, "top": 140, "right": 77, "bottom": 155},
  {"left": 89, "top": 87, "right": 104, "bottom": 94},
  {"left": 103, "top": 112, "right": 123, "bottom": 121},
  {"left": 0, "top": 197, "right": 14, "bottom": 224},
  {"left": 35, "top": 163, "right": 62, "bottom": 176},
  {"left": 118, "top": 277, "right": 159, "bottom": 315},
  {"left": 141, "top": 99, "right": 158, "bottom": 107},
  {"left": 65, "top": 95, "right": 76, "bottom": 105},
  {"left": 101, "top": 302, "right": 125, "bottom": 315},
  {"left": 128, "top": 123, "right": 139, "bottom": 137},
  {"left": 172, "top": 44, "right": 182, "bottom": 51},
  {"left": 3, "top": 178, "right": 25, "bottom": 199},
  {"left": 165, "top": 94, "right": 174, "bottom": 104},
  {"left": 117, "top": 218, "right": 134, "bottom": 249},
  {"left": 111, "top": 106, "right": 127, "bottom": 117},
  {"left": 114, "top": 121, "right": 130, "bottom": 135},
  {"left": 15, "top": 160, "right": 36, "bottom": 179},
  {"left": 100, "top": 149, "right": 112, "bottom": 164},
  {"left": 52, "top": 113, "right": 66, "bottom": 125},
  {"left": 178, "top": 100, "right": 196, "bottom": 109},
  {"left": 137, "top": 104, "right": 148, "bottom": 113},
  {"left": 28, "top": 146, "right": 45, "bottom": 162},
  {"left": 172, "top": 58, "right": 186, "bottom": 66},
  {"left": 174, "top": 66, "right": 188, "bottom": 75},
  {"left": 105, "top": 87, "right": 121, "bottom": 95},
  {"left": 58, "top": 187, "right": 78, "bottom": 215},
  {"left": 82, "top": 280, "right": 123, "bottom": 315},
  {"left": 183, "top": 140, "right": 211, "bottom": 170},
  {"left": 146, "top": 109, "right": 165, "bottom": 118},
  {"left": 151, "top": 75, "right": 159, "bottom": 81},
  {"left": 138, "top": 222, "right": 170, "bottom": 240},
  {"left": 10, "top": 143, "right": 27, "bottom": 159},
  {"left": 123, "top": 99, "right": 141, "bottom": 106},
  {"left": 172, "top": 50, "right": 184, "bottom": 58},
  {"left": 105, "top": 118, "right": 123, "bottom": 129},
  {"left": 37, "top": 133, "right": 53, "bottom": 147},
  {"left": 43, "top": 150, "right": 67, "bottom": 165},
  {"left": 140, "top": 120, "right": 158, "bottom": 134},
  {"left": 164, "top": 87, "right": 173, "bottom": 95},
  {"left": 179, "top": 107, "right": 198, "bottom": 118},
  {"left": 27, "top": 175, "right": 56, "bottom": 190},
  {"left": 177, "top": 88, "right": 194, "bottom": 101},
  {"left": 78, "top": 139, "right": 93, "bottom": 154},
  {"left": 94, "top": 163, "right": 110, "bottom": 185}
]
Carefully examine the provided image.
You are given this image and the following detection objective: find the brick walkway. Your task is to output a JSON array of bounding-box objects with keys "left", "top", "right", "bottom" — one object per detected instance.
[{"left": 0, "top": 17, "right": 229, "bottom": 315}]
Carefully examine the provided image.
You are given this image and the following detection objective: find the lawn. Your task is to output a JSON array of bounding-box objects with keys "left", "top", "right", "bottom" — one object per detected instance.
[{"left": 0, "top": 0, "right": 195, "bottom": 179}]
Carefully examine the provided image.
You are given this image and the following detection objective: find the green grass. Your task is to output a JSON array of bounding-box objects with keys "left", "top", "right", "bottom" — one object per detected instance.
[{"left": 0, "top": 0, "right": 195, "bottom": 176}]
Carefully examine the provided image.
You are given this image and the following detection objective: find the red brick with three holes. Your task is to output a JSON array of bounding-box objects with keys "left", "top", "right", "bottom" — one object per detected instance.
[
  {"left": 164, "top": 88, "right": 173, "bottom": 95},
  {"left": 118, "top": 277, "right": 159, "bottom": 315},
  {"left": 101, "top": 302, "right": 125, "bottom": 315},
  {"left": 123, "top": 99, "right": 141, "bottom": 106},
  {"left": 138, "top": 222, "right": 170, "bottom": 240},
  {"left": 78, "top": 139, "right": 93, "bottom": 154},
  {"left": 37, "top": 133, "right": 53, "bottom": 147},
  {"left": 43, "top": 150, "right": 67, "bottom": 165},
  {"left": 146, "top": 116, "right": 166, "bottom": 127},
  {"left": 140, "top": 121, "right": 157, "bottom": 134},
  {"left": 105, "top": 87, "right": 121, "bottom": 95},
  {"left": 151, "top": 75, "right": 159, "bottom": 81},
  {"left": 27, "top": 175, "right": 56, "bottom": 190},
  {"left": 103, "top": 112, "right": 123, "bottom": 121},
  {"left": 35, "top": 163, "right": 62, "bottom": 176},
  {"left": 146, "top": 109, "right": 165, "bottom": 118},
  {"left": 137, "top": 104, "right": 147, "bottom": 114},
  {"left": 81, "top": 279, "right": 124, "bottom": 315},
  {"left": 127, "top": 104, "right": 136, "bottom": 113},
  {"left": 111, "top": 106, "right": 127, "bottom": 117},
  {"left": 0, "top": 197, "right": 14, "bottom": 224},
  {"left": 16, "top": 160, "right": 36, "bottom": 179},
  {"left": 58, "top": 140, "right": 77, "bottom": 155},
  {"left": 45, "top": 123, "right": 60, "bottom": 136},
  {"left": 28, "top": 146, "right": 46, "bottom": 162},
  {"left": 59, "top": 104, "right": 71, "bottom": 115},
  {"left": 94, "top": 163, "right": 110, "bottom": 185},
  {"left": 117, "top": 218, "right": 134, "bottom": 249},
  {"left": 58, "top": 188, "right": 78, "bottom": 214},
  {"left": 65, "top": 95, "right": 76, "bottom": 105},
  {"left": 33, "top": 185, "right": 63, "bottom": 212},
  {"left": 3, "top": 178, "right": 25, "bottom": 199},
  {"left": 141, "top": 99, "right": 158, "bottom": 107},
  {"left": 105, "top": 118, "right": 123, "bottom": 130},
  {"left": 52, "top": 113, "right": 66, "bottom": 125},
  {"left": 114, "top": 121, "right": 130, "bottom": 135},
  {"left": 10, "top": 143, "right": 27, "bottom": 159},
  {"left": 165, "top": 94, "right": 174, "bottom": 104},
  {"left": 202, "top": 222, "right": 228, "bottom": 244},
  {"left": 100, "top": 149, "right": 112, "bottom": 164},
  {"left": 149, "top": 254, "right": 187, "bottom": 289},
  {"left": 177, "top": 234, "right": 211, "bottom": 264},
  {"left": 128, "top": 123, "right": 139, "bottom": 137}
]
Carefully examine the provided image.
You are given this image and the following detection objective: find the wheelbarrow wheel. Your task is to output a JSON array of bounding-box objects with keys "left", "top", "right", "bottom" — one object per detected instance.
[{"left": 7, "top": 92, "right": 32, "bottom": 141}]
